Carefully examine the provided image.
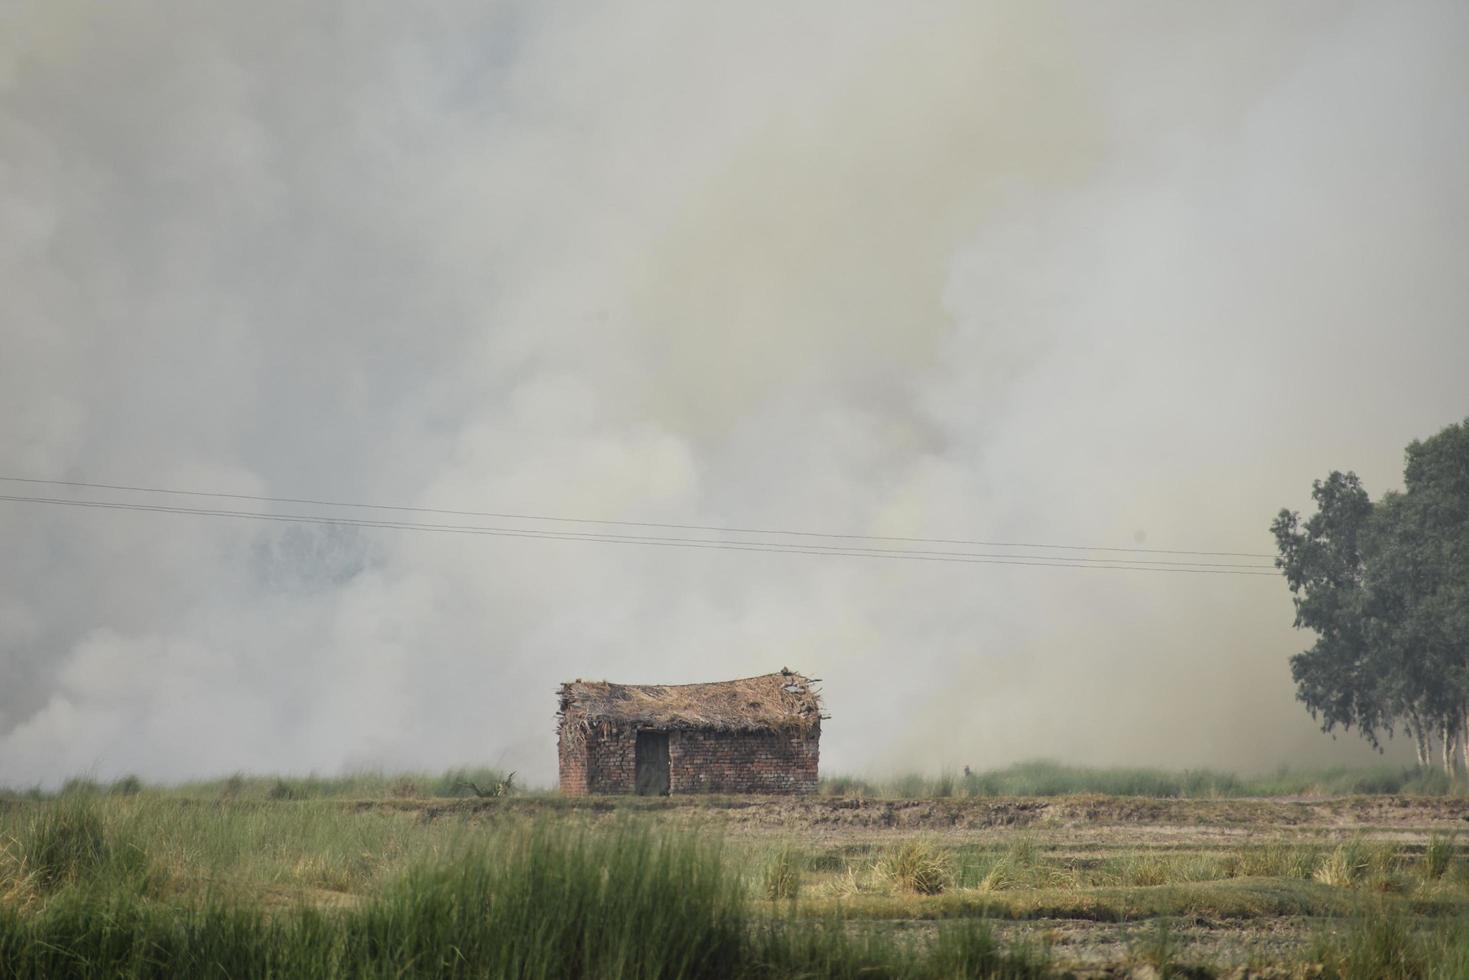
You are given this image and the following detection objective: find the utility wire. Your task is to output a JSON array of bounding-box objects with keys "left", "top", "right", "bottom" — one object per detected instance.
[
  {"left": 0, "top": 475, "right": 1275, "bottom": 559},
  {"left": 0, "top": 493, "right": 1279, "bottom": 576},
  {"left": 0, "top": 492, "right": 1270, "bottom": 568}
]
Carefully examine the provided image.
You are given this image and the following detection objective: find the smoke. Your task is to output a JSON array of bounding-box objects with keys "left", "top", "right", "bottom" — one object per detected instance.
[{"left": 2, "top": 1, "right": 1466, "bottom": 786}]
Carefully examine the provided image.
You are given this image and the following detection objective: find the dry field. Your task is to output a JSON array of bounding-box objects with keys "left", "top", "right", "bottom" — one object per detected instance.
[
  {"left": 4, "top": 784, "right": 1469, "bottom": 977},
  {"left": 416, "top": 794, "right": 1469, "bottom": 974}
]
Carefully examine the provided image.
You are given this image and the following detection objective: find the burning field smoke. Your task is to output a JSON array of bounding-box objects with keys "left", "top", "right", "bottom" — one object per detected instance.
[{"left": 2, "top": 2, "right": 1467, "bottom": 786}]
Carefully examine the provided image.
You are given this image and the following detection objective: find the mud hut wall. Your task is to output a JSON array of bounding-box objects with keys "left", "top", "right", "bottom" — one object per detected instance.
[
  {"left": 583, "top": 726, "right": 637, "bottom": 794},
  {"left": 668, "top": 729, "right": 819, "bottom": 794},
  {"left": 557, "top": 732, "right": 590, "bottom": 795}
]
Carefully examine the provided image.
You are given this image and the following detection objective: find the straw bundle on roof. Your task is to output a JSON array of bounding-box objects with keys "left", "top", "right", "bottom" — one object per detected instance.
[{"left": 557, "top": 668, "right": 821, "bottom": 741}]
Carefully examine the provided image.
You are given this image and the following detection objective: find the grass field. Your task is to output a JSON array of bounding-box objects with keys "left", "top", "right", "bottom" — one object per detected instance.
[
  {"left": 819, "top": 760, "right": 1461, "bottom": 800},
  {"left": 6, "top": 760, "right": 1460, "bottom": 805},
  {"left": 4, "top": 767, "right": 1469, "bottom": 977}
]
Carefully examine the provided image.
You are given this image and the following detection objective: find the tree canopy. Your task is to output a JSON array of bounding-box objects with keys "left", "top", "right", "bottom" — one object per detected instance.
[{"left": 1272, "top": 419, "right": 1469, "bottom": 771}]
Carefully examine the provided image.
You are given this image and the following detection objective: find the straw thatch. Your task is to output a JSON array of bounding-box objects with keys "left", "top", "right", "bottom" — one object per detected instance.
[{"left": 557, "top": 668, "right": 821, "bottom": 743}]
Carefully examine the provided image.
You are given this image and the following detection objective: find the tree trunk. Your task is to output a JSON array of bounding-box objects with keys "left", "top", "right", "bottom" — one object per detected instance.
[
  {"left": 1461, "top": 713, "right": 1469, "bottom": 778},
  {"left": 1410, "top": 712, "right": 1431, "bottom": 768},
  {"left": 1444, "top": 724, "right": 1461, "bottom": 777}
]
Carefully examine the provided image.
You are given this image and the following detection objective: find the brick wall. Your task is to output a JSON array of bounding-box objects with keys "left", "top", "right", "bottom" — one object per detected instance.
[
  {"left": 557, "top": 730, "right": 589, "bottom": 795},
  {"left": 558, "top": 725, "right": 638, "bottom": 795},
  {"left": 560, "top": 724, "right": 820, "bottom": 795},
  {"left": 585, "top": 726, "right": 637, "bottom": 794},
  {"left": 668, "top": 729, "right": 819, "bottom": 794}
]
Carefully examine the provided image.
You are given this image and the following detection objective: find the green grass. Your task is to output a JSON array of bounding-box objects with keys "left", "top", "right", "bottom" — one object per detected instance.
[
  {"left": 1126, "top": 917, "right": 1187, "bottom": 979},
  {"left": 0, "top": 768, "right": 522, "bottom": 804},
  {"left": 5, "top": 774, "right": 1469, "bottom": 976},
  {"left": 1311, "top": 910, "right": 1469, "bottom": 980},
  {"left": 2, "top": 796, "right": 158, "bottom": 903},
  {"left": 7, "top": 761, "right": 1458, "bottom": 805},
  {"left": 0, "top": 805, "right": 1050, "bottom": 979},
  {"left": 181, "top": 766, "right": 521, "bottom": 801},
  {"left": 760, "top": 845, "right": 802, "bottom": 902},
  {"left": 0, "top": 793, "right": 491, "bottom": 906},
  {"left": 820, "top": 760, "right": 1462, "bottom": 798},
  {"left": 1426, "top": 832, "right": 1458, "bottom": 880},
  {"left": 0, "top": 822, "right": 748, "bottom": 978}
]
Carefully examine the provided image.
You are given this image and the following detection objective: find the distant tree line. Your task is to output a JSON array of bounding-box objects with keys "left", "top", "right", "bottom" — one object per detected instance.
[{"left": 1273, "top": 419, "right": 1469, "bottom": 773}]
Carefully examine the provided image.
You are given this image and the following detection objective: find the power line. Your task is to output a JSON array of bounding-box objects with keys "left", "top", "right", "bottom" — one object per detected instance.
[
  {"left": 0, "top": 475, "right": 1276, "bottom": 559},
  {"left": 0, "top": 492, "right": 1271, "bottom": 568},
  {"left": 0, "top": 492, "right": 1279, "bottom": 576},
  {"left": 1, "top": 493, "right": 1277, "bottom": 574}
]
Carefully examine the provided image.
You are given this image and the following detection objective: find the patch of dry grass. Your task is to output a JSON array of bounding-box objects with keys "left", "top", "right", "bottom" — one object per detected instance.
[
  {"left": 761, "top": 845, "right": 802, "bottom": 901},
  {"left": 1315, "top": 839, "right": 1400, "bottom": 889},
  {"left": 1234, "top": 841, "right": 1324, "bottom": 879},
  {"left": 879, "top": 839, "right": 950, "bottom": 895},
  {"left": 0, "top": 837, "right": 40, "bottom": 913},
  {"left": 1425, "top": 832, "right": 1457, "bottom": 880}
]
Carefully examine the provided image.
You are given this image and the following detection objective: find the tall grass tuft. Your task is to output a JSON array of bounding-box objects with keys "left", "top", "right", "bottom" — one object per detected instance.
[
  {"left": 433, "top": 766, "right": 517, "bottom": 798},
  {"left": 970, "top": 836, "right": 1045, "bottom": 891},
  {"left": 56, "top": 778, "right": 102, "bottom": 799},
  {"left": 107, "top": 776, "right": 143, "bottom": 797},
  {"left": 1130, "top": 917, "right": 1182, "bottom": 978},
  {"left": 1424, "top": 832, "right": 1456, "bottom": 881},
  {"left": 1237, "top": 841, "right": 1322, "bottom": 879},
  {"left": 817, "top": 774, "right": 876, "bottom": 797},
  {"left": 1313, "top": 910, "right": 1427, "bottom": 980},
  {"left": 1120, "top": 853, "right": 1173, "bottom": 887},
  {"left": 266, "top": 779, "right": 301, "bottom": 801},
  {"left": 880, "top": 839, "right": 950, "bottom": 895},
  {"left": 761, "top": 845, "right": 802, "bottom": 902},
  {"left": 1315, "top": 845, "right": 1362, "bottom": 889},
  {"left": 1314, "top": 840, "right": 1395, "bottom": 889},
  {"left": 361, "top": 823, "right": 745, "bottom": 978},
  {"left": 14, "top": 797, "right": 152, "bottom": 894},
  {"left": 925, "top": 919, "right": 1050, "bottom": 979}
]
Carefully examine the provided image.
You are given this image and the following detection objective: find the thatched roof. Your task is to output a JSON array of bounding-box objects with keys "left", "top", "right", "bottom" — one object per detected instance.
[{"left": 557, "top": 668, "right": 822, "bottom": 740}]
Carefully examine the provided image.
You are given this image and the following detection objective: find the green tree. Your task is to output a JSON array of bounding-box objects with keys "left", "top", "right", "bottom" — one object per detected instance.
[
  {"left": 1273, "top": 419, "right": 1469, "bottom": 772},
  {"left": 1271, "top": 472, "right": 1386, "bottom": 748}
]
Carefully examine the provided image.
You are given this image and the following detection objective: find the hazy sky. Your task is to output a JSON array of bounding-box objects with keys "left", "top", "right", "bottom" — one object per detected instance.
[{"left": 2, "top": 2, "right": 1466, "bottom": 787}]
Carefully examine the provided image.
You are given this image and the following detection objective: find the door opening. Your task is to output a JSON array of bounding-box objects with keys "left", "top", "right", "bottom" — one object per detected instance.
[{"left": 634, "top": 731, "right": 670, "bottom": 796}]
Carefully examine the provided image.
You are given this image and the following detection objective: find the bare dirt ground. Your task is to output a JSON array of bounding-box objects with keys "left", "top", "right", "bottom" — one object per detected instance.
[
  {"left": 399, "top": 792, "right": 1469, "bottom": 836},
  {"left": 388, "top": 794, "right": 1469, "bottom": 975}
]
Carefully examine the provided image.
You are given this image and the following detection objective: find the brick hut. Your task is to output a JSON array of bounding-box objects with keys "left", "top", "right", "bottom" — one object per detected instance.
[{"left": 557, "top": 668, "right": 822, "bottom": 795}]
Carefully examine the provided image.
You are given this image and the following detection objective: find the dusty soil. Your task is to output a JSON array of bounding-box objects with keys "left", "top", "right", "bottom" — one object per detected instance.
[
  {"left": 381, "top": 794, "right": 1468, "bottom": 974},
  {"left": 392, "top": 792, "right": 1469, "bottom": 837}
]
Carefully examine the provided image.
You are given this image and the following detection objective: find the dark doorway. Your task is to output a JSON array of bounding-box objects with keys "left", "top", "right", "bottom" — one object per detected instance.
[{"left": 635, "top": 731, "right": 670, "bottom": 796}]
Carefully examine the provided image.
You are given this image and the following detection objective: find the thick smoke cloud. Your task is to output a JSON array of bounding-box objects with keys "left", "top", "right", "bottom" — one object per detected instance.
[{"left": 2, "top": 2, "right": 1466, "bottom": 786}]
